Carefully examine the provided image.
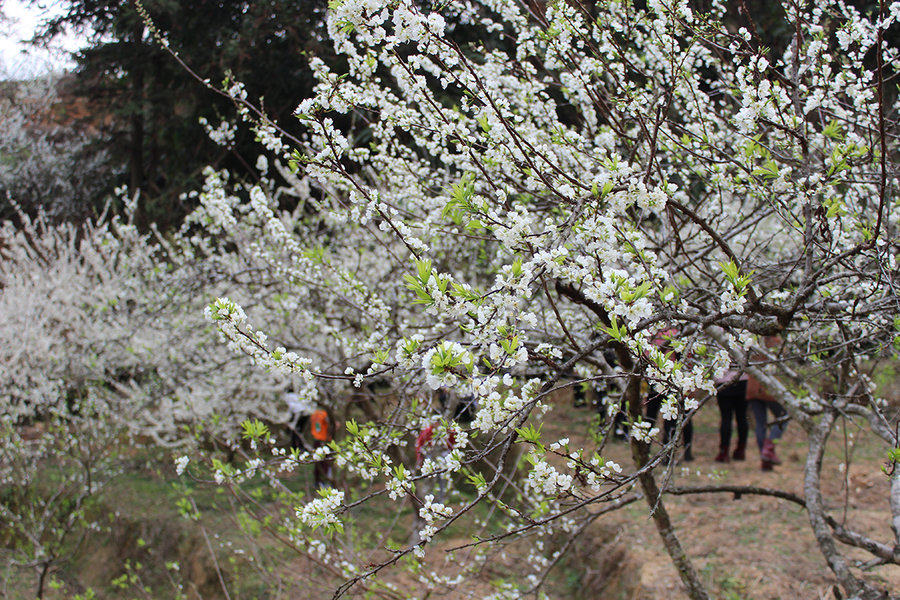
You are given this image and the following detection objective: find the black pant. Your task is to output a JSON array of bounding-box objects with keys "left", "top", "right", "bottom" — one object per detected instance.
[{"left": 716, "top": 380, "right": 748, "bottom": 449}]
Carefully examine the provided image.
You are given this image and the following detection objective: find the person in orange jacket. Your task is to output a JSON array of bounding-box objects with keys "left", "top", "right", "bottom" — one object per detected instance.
[{"left": 286, "top": 394, "right": 336, "bottom": 488}]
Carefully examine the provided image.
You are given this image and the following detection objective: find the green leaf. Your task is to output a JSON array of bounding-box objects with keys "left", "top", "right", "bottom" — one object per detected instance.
[
  {"left": 600, "top": 314, "right": 626, "bottom": 341},
  {"left": 751, "top": 159, "right": 779, "bottom": 179},
  {"left": 822, "top": 120, "right": 843, "bottom": 140},
  {"left": 516, "top": 423, "right": 543, "bottom": 444},
  {"left": 719, "top": 259, "right": 739, "bottom": 281},
  {"left": 241, "top": 418, "right": 270, "bottom": 441},
  {"left": 416, "top": 258, "right": 432, "bottom": 283},
  {"left": 601, "top": 181, "right": 614, "bottom": 198},
  {"left": 510, "top": 257, "right": 523, "bottom": 278},
  {"left": 405, "top": 259, "right": 437, "bottom": 305},
  {"left": 824, "top": 197, "right": 846, "bottom": 219},
  {"left": 466, "top": 470, "right": 487, "bottom": 491}
]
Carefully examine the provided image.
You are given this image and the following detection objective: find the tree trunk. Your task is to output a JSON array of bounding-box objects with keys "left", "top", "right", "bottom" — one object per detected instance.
[
  {"left": 555, "top": 280, "right": 711, "bottom": 600},
  {"left": 129, "top": 21, "right": 146, "bottom": 195},
  {"left": 804, "top": 411, "right": 893, "bottom": 600},
  {"left": 623, "top": 370, "right": 711, "bottom": 600}
]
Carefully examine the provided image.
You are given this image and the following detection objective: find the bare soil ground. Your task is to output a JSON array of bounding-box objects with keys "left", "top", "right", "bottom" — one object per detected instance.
[
  {"left": 545, "top": 397, "right": 900, "bottom": 600},
  {"left": 345, "top": 393, "right": 900, "bottom": 599},
  {"left": 270, "top": 392, "right": 900, "bottom": 599}
]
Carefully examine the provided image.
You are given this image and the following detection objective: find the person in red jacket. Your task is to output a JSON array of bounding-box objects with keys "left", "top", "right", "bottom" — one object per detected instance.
[{"left": 415, "top": 422, "right": 456, "bottom": 467}]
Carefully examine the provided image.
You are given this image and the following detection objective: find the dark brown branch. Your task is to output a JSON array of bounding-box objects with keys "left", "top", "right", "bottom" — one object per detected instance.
[
  {"left": 554, "top": 279, "right": 711, "bottom": 600},
  {"left": 668, "top": 484, "right": 805, "bottom": 506}
]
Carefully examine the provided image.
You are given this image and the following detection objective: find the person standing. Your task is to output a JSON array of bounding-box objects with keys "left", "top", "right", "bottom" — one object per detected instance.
[
  {"left": 286, "top": 394, "right": 335, "bottom": 488},
  {"left": 746, "top": 374, "right": 786, "bottom": 470},
  {"left": 746, "top": 336, "right": 788, "bottom": 471},
  {"left": 714, "top": 375, "right": 749, "bottom": 462},
  {"left": 308, "top": 407, "right": 335, "bottom": 487}
]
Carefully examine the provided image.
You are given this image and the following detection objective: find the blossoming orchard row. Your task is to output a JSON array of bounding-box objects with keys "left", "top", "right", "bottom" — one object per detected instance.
[{"left": 3, "top": 0, "right": 900, "bottom": 598}]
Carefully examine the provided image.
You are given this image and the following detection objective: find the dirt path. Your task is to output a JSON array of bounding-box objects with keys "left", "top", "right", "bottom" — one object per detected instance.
[{"left": 576, "top": 400, "right": 900, "bottom": 600}]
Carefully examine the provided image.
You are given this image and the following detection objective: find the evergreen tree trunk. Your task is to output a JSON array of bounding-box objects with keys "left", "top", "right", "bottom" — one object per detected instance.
[{"left": 129, "top": 20, "right": 145, "bottom": 194}]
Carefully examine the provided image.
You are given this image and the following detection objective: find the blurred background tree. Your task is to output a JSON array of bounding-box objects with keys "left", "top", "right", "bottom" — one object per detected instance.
[{"left": 11, "top": 0, "right": 331, "bottom": 229}]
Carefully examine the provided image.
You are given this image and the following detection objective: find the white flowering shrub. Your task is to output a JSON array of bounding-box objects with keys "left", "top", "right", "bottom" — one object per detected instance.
[
  {"left": 0, "top": 199, "right": 299, "bottom": 446},
  {"left": 0, "top": 192, "right": 345, "bottom": 595},
  {"left": 0, "top": 406, "right": 123, "bottom": 599}
]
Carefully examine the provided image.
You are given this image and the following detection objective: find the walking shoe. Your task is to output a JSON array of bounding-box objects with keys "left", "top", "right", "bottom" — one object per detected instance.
[
  {"left": 714, "top": 447, "right": 730, "bottom": 463},
  {"left": 760, "top": 439, "right": 781, "bottom": 465},
  {"left": 761, "top": 459, "right": 775, "bottom": 471},
  {"left": 732, "top": 442, "right": 746, "bottom": 461}
]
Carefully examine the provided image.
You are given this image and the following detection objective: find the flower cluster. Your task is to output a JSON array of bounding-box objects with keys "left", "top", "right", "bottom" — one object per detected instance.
[{"left": 297, "top": 488, "right": 345, "bottom": 531}]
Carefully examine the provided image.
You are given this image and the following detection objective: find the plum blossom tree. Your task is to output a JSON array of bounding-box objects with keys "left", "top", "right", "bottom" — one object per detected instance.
[
  {"left": 187, "top": 0, "right": 900, "bottom": 597},
  {"left": 0, "top": 188, "right": 333, "bottom": 594},
  {"left": 0, "top": 75, "right": 114, "bottom": 223}
]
